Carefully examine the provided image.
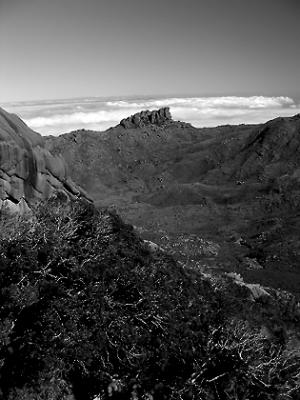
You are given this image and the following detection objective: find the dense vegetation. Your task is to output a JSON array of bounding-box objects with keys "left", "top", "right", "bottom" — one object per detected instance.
[{"left": 0, "top": 200, "right": 299, "bottom": 399}]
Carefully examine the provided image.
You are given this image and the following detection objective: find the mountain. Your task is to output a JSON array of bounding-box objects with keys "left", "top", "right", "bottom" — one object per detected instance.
[
  {"left": 1, "top": 106, "right": 300, "bottom": 398},
  {"left": 0, "top": 107, "right": 89, "bottom": 213},
  {"left": 46, "top": 108, "right": 300, "bottom": 297}
]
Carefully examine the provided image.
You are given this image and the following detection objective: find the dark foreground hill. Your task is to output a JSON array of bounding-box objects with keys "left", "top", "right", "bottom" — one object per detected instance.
[
  {"left": 0, "top": 200, "right": 299, "bottom": 399},
  {"left": 46, "top": 109, "right": 300, "bottom": 296}
]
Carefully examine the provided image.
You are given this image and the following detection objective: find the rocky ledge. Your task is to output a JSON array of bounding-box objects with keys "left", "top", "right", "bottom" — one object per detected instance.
[{"left": 120, "top": 107, "right": 172, "bottom": 129}]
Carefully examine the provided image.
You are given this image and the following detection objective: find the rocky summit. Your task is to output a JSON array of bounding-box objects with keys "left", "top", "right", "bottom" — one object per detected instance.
[
  {"left": 119, "top": 107, "right": 172, "bottom": 128},
  {"left": 0, "top": 107, "right": 88, "bottom": 213}
]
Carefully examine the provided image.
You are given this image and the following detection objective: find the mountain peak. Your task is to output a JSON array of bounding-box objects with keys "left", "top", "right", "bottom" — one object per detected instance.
[{"left": 119, "top": 107, "right": 172, "bottom": 129}]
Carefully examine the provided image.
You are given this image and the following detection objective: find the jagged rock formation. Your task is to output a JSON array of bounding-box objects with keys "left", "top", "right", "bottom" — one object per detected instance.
[
  {"left": 119, "top": 107, "right": 172, "bottom": 128},
  {"left": 0, "top": 107, "right": 89, "bottom": 213}
]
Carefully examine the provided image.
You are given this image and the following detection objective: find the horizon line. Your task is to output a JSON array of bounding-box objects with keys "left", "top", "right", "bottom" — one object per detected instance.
[{"left": 2, "top": 92, "right": 299, "bottom": 106}]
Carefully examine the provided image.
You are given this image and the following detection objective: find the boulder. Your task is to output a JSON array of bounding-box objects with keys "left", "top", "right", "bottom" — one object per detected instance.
[{"left": 143, "top": 239, "right": 165, "bottom": 253}]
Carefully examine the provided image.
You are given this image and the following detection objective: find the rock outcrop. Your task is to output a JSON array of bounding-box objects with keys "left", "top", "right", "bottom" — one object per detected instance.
[
  {"left": 119, "top": 107, "right": 172, "bottom": 129},
  {"left": 0, "top": 107, "right": 89, "bottom": 213}
]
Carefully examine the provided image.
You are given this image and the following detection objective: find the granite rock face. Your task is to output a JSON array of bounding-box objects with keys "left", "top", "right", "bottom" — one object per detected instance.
[
  {"left": 0, "top": 107, "right": 89, "bottom": 213},
  {"left": 119, "top": 107, "right": 172, "bottom": 129}
]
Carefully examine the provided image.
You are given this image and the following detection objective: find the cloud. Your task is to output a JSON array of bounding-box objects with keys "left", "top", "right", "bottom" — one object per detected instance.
[
  {"left": 27, "top": 110, "right": 125, "bottom": 127},
  {"left": 107, "top": 96, "right": 295, "bottom": 110},
  {"left": 4, "top": 96, "right": 300, "bottom": 136}
]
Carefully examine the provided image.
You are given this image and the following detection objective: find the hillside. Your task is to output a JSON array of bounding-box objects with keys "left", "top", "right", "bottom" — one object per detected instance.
[
  {"left": 46, "top": 109, "right": 300, "bottom": 296},
  {"left": 0, "top": 199, "right": 299, "bottom": 399}
]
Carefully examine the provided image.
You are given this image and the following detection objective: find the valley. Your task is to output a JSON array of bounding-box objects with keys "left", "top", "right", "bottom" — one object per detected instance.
[{"left": 46, "top": 108, "right": 300, "bottom": 297}]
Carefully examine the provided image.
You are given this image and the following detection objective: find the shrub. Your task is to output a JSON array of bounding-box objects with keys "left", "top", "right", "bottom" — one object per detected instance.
[{"left": 0, "top": 200, "right": 299, "bottom": 399}]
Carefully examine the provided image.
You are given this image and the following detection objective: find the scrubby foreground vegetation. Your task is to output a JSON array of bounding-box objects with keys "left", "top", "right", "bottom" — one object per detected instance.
[{"left": 0, "top": 201, "right": 299, "bottom": 399}]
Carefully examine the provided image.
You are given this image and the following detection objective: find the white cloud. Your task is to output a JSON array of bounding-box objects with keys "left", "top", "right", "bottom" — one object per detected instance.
[
  {"left": 27, "top": 110, "right": 125, "bottom": 127},
  {"left": 106, "top": 96, "right": 295, "bottom": 110},
  {"left": 4, "top": 96, "right": 299, "bottom": 136}
]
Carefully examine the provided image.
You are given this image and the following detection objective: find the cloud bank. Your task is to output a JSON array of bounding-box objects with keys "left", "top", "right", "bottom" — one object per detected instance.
[{"left": 4, "top": 96, "right": 300, "bottom": 136}]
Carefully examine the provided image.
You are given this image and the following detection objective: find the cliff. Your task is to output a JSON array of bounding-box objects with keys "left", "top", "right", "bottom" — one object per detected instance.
[{"left": 0, "top": 107, "right": 89, "bottom": 213}]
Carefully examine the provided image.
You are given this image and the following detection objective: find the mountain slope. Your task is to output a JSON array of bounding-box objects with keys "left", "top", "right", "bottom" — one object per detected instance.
[{"left": 0, "top": 200, "right": 299, "bottom": 399}]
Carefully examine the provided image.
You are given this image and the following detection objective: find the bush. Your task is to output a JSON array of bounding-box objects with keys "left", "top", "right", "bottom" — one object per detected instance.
[{"left": 0, "top": 200, "right": 299, "bottom": 399}]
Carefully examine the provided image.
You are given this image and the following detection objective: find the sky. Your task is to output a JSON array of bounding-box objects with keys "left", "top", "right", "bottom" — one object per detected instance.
[{"left": 1, "top": 0, "right": 300, "bottom": 134}]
